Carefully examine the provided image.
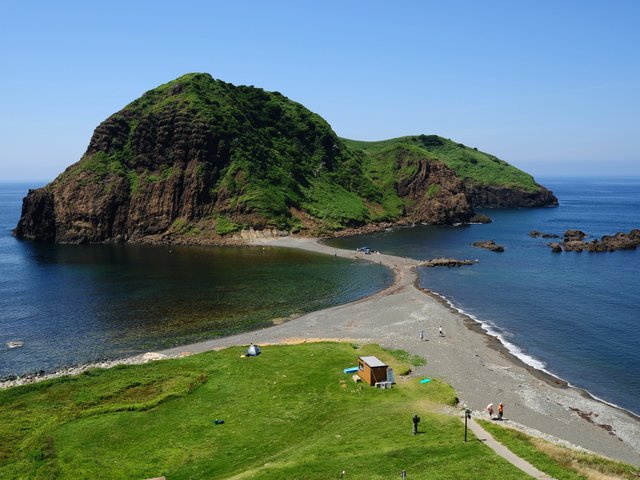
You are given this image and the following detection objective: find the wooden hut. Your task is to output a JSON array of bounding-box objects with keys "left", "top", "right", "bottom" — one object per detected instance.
[{"left": 357, "top": 356, "right": 388, "bottom": 386}]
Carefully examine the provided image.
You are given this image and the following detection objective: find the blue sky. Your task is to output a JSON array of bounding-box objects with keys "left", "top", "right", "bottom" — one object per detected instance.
[{"left": 1, "top": 0, "right": 639, "bottom": 181}]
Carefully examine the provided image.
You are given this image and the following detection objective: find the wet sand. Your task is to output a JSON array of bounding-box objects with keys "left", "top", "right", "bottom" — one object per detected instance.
[{"left": 161, "top": 236, "right": 640, "bottom": 467}]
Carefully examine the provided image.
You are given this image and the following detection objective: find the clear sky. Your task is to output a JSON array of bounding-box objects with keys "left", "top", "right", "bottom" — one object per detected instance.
[{"left": 1, "top": 0, "right": 639, "bottom": 182}]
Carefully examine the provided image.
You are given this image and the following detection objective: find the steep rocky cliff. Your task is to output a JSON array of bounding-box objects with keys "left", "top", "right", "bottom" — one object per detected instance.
[
  {"left": 386, "top": 149, "right": 472, "bottom": 224},
  {"left": 466, "top": 184, "right": 558, "bottom": 208},
  {"left": 344, "top": 135, "right": 558, "bottom": 210},
  {"left": 15, "top": 73, "right": 556, "bottom": 244}
]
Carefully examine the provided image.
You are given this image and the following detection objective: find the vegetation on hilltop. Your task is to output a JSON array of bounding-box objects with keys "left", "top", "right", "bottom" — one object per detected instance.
[{"left": 343, "top": 135, "right": 540, "bottom": 192}]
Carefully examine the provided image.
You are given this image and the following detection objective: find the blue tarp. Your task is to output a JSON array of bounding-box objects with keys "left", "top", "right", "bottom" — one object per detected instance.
[
  {"left": 420, "top": 378, "right": 431, "bottom": 384},
  {"left": 343, "top": 366, "right": 358, "bottom": 374}
]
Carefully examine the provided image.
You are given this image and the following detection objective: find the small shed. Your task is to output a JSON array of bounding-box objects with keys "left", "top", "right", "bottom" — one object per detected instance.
[{"left": 357, "top": 356, "right": 388, "bottom": 386}]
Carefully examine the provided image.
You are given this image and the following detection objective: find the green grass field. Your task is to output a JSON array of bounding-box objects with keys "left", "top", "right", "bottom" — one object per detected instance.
[{"left": 1, "top": 342, "right": 635, "bottom": 479}]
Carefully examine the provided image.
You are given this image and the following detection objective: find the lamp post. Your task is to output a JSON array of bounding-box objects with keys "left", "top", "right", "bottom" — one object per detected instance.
[{"left": 464, "top": 409, "right": 471, "bottom": 442}]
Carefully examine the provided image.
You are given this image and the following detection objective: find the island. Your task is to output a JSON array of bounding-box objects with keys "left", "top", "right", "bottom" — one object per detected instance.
[{"left": 14, "top": 73, "right": 557, "bottom": 244}]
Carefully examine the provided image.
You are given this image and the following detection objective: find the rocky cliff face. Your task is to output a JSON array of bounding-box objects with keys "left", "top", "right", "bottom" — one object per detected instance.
[
  {"left": 16, "top": 100, "right": 221, "bottom": 243},
  {"left": 465, "top": 184, "right": 558, "bottom": 208},
  {"left": 15, "top": 73, "right": 556, "bottom": 244},
  {"left": 14, "top": 189, "right": 56, "bottom": 242},
  {"left": 395, "top": 155, "right": 473, "bottom": 224}
]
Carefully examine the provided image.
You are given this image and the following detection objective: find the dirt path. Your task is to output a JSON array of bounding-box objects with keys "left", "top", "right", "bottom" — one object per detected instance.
[{"left": 465, "top": 418, "right": 555, "bottom": 479}]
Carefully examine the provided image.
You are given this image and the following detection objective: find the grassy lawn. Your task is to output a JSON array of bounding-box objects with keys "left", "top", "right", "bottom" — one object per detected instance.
[{"left": 1, "top": 342, "right": 629, "bottom": 479}]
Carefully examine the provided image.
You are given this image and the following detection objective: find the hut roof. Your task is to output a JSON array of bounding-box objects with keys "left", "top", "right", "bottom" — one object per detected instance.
[{"left": 359, "top": 356, "right": 386, "bottom": 368}]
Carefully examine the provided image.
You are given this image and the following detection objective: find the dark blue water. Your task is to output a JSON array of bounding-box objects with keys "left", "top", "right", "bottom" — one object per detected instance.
[
  {"left": 0, "top": 184, "right": 392, "bottom": 377},
  {"left": 327, "top": 178, "right": 640, "bottom": 416}
]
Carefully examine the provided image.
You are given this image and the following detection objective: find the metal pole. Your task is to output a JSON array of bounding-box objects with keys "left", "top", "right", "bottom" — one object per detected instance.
[
  {"left": 464, "top": 414, "right": 468, "bottom": 442},
  {"left": 464, "top": 409, "right": 471, "bottom": 442}
]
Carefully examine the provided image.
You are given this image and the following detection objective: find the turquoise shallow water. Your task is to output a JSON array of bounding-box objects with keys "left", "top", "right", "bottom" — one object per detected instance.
[
  {"left": 0, "top": 184, "right": 392, "bottom": 377},
  {"left": 326, "top": 178, "right": 640, "bottom": 416}
]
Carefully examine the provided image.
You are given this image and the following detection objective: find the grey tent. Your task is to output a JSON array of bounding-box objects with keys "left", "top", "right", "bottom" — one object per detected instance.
[{"left": 246, "top": 344, "right": 261, "bottom": 356}]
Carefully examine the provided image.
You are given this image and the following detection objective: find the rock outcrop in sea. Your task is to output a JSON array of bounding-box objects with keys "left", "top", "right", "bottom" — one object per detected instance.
[
  {"left": 472, "top": 240, "right": 505, "bottom": 252},
  {"left": 529, "top": 230, "right": 560, "bottom": 239},
  {"left": 549, "top": 229, "right": 640, "bottom": 253},
  {"left": 418, "top": 257, "right": 477, "bottom": 267}
]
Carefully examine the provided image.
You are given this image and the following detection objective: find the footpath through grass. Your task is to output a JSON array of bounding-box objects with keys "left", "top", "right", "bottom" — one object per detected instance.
[
  {"left": 480, "top": 420, "right": 640, "bottom": 480},
  {"left": 1, "top": 342, "right": 633, "bottom": 479}
]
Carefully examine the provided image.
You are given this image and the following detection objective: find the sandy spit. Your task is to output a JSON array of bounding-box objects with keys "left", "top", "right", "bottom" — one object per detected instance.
[{"left": 2, "top": 236, "right": 639, "bottom": 467}]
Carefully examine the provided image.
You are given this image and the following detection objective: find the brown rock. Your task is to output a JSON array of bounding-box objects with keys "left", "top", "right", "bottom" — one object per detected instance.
[
  {"left": 470, "top": 214, "right": 492, "bottom": 224},
  {"left": 14, "top": 189, "right": 56, "bottom": 242},
  {"left": 419, "top": 257, "right": 477, "bottom": 267},
  {"left": 395, "top": 153, "right": 474, "bottom": 225},
  {"left": 563, "top": 229, "right": 587, "bottom": 243},
  {"left": 529, "top": 230, "right": 560, "bottom": 239},
  {"left": 550, "top": 229, "right": 640, "bottom": 253},
  {"left": 472, "top": 240, "right": 504, "bottom": 252},
  {"left": 548, "top": 242, "right": 563, "bottom": 253},
  {"left": 16, "top": 101, "right": 224, "bottom": 244}
]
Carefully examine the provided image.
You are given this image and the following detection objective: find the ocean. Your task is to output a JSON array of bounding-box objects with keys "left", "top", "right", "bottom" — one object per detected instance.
[
  {"left": 0, "top": 183, "right": 392, "bottom": 377},
  {"left": 326, "top": 177, "right": 640, "bottom": 416}
]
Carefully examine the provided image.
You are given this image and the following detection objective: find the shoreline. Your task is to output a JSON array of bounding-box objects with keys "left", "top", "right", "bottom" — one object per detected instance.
[
  {"left": 418, "top": 283, "right": 640, "bottom": 423},
  {"left": 2, "top": 236, "right": 639, "bottom": 466}
]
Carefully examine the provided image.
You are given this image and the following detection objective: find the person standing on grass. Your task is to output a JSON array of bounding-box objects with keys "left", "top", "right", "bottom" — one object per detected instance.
[
  {"left": 486, "top": 403, "right": 494, "bottom": 419},
  {"left": 498, "top": 402, "right": 504, "bottom": 420},
  {"left": 412, "top": 414, "right": 420, "bottom": 435}
]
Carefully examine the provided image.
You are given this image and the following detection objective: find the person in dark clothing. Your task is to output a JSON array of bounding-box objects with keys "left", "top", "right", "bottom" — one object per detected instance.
[{"left": 412, "top": 414, "right": 420, "bottom": 434}]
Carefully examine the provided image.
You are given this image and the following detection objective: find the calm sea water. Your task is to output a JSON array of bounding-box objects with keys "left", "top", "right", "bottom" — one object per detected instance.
[
  {"left": 0, "top": 183, "right": 392, "bottom": 377},
  {"left": 327, "top": 178, "right": 640, "bottom": 416}
]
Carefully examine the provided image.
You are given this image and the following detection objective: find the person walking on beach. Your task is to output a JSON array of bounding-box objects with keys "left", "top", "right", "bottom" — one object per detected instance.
[
  {"left": 439, "top": 325, "right": 445, "bottom": 337},
  {"left": 486, "top": 403, "right": 494, "bottom": 419},
  {"left": 498, "top": 402, "right": 504, "bottom": 420},
  {"left": 420, "top": 330, "right": 424, "bottom": 341}
]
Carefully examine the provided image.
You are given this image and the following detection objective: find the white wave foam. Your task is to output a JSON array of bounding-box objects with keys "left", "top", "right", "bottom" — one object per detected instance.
[
  {"left": 429, "top": 290, "right": 550, "bottom": 372},
  {"left": 433, "top": 290, "right": 640, "bottom": 419}
]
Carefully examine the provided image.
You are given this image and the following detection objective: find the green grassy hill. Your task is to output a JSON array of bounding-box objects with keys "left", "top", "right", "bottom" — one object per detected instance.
[
  {"left": 16, "top": 74, "right": 556, "bottom": 243},
  {"left": 58, "top": 73, "right": 379, "bottom": 234},
  {"left": 343, "top": 135, "right": 540, "bottom": 192},
  {"left": 1, "top": 342, "right": 634, "bottom": 479}
]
